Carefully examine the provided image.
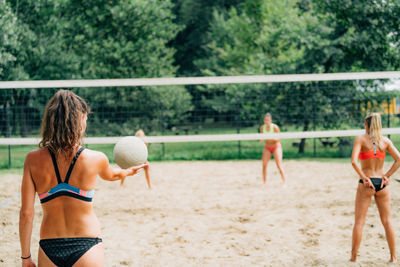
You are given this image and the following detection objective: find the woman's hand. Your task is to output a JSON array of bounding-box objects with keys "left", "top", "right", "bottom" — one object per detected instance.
[
  {"left": 362, "top": 177, "right": 374, "bottom": 190},
  {"left": 125, "top": 163, "right": 149, "bottom": 176},
  {"left": 381, "top": 175, "right": 389, "bottom": 188},
  {"left": 120, "top": 162, "right": 149, "bottom": 187},
  {"left": 22, "top": 257, "right": 36, "bottom": 267}
]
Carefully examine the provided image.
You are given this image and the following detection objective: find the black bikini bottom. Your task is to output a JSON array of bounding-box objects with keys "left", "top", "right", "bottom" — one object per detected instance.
[
  {"left": 359, "top": 177, "right": 386, "bottom": 192},
  {"left": 39, "top": 237, "right": 102, "bottom": 267}
]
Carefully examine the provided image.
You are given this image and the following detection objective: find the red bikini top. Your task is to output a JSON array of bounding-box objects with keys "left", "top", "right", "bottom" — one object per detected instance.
[
  {"left": 358, "top": 150, "right": 385, "bottom": 160},
  {"left": 358, "top": 138, "right": 385, "bottom": 160}
]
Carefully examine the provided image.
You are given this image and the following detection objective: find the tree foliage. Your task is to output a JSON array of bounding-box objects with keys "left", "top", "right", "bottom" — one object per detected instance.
[
  {"left": 194, "top": 0, "right": 400, "bottom": 152},
  {"left": 1, "top": 0, "right": 192, "bottom": 136},
  {"left": 0, "top": 0, "right": 399, "bottom": 147},
  {"left": 170, "top": 0, "right": 245, "bottom": 75},
  {"left": 307, "top": 0, "right": 400, "bottom": 72}
]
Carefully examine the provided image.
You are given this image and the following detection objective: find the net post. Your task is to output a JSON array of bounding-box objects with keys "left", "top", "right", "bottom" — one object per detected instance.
[
  {"left": 237, "top": 127, "right": 241, "bottom": 158},
  {"left": 236, "top": 101, "right": 241, "bottom": 158},
  {"left": 6, "top": 101, "right": 11, "bottom": 168},
  {"left": 159, "top": 107, "right": 165, "bottom": 159},
  {"left": 8, "top": 145, "right": 11, "bottom": 169},
  {"left": 387, "top": 97, "right": 391, "bottom": 139},
  {"left": 312, "top": 84, "right": 317, "bottom": 157}
]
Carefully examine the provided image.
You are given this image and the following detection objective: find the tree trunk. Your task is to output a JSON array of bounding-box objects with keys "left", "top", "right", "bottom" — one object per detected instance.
[
  {"left": 298, "top": 121, "right": 309, "bottom": 154},
  {"left": 0, "top": 101, "right": 10, "bottom": 137}
]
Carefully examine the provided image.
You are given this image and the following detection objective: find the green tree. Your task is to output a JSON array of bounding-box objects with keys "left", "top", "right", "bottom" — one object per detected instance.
[
  {"left": 0, "top": 0, "right": 38, "bottom": 137},
  {"left": 56, "top": 0, "right": 192, "bottom": 134},
  {"left": 2, "top": 0, "right": 82, "bottom": 137},
  {"left": 291, "top": 0, "right": 400, "bottom": 151},
  {"left": 170, "top": 0, "right": 245, "bottom": 76},
  {"left": 0, "top": 0, "right": 19, "bottom": 79},
  {"left": 3, "top": 0, "right": 192, "bottom": 136},
  {"left": 195, "top": 0, "right": 400, "bottom": 153},
  {"left": 194, "top": 0, "right": 307, "bottom": 128},
  {"left": 303, "top": 0, "right": 400, "bottom": 72},
  {"left": 0, "top": 0, "right": 18, "bottom": 136}
]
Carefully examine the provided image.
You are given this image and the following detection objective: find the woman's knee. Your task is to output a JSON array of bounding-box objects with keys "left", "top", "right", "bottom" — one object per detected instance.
[
  {"left": 354, "top": 218, "right": 366, "bottom": 229},
  {"left": 262, "top": 164, "right": 268, "bottom": 171},
  {"left": 381, "top": 216, "right": 393, "bottom": 228},
  {"left": 275, "top": 160, "right": 283, "bottom": 170}
]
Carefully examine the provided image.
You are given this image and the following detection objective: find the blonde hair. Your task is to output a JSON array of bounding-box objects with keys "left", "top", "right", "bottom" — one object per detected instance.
[
  {"left": 135, "top": 129, "right": 145, "bottom": 137},
  {"left": 135, "top": 129, "right": 148, "bottom": 146},
  {"left": 365, "top": 113, "right": 383, "bottom": 150}
]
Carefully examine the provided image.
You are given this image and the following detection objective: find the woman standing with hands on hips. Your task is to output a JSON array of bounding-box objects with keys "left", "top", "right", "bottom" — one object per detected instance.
[
  {"left": 350, "top": 113, "right": 400, "bottom": 263},
  {"left": 19, "top": 90, "right": 147, "bottom": 266}
]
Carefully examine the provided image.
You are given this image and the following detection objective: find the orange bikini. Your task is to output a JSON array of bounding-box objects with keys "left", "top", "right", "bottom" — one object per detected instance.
[
  {"left": 358, "top": 138, "right": 386, "bottom": 192},
  {"left": 358, "top": 139, "right": 385, "bottom": 160},
  {"left": 265, "top": 143, "right": 280, "bottom": 153},
  {"left": 358, "top": 150, "right": 385, "bottom": 160}
]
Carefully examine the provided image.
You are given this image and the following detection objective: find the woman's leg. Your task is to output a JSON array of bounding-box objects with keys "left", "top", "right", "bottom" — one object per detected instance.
[
  {"left": 74, "top": 242, "right": 104, "bottom": 267},
  {"left": 350, "top": 184, "right": 374, "bottom": 262},
  {"left": 273, "top": 144, "right": 286, "bottom": 185},
  {"left": 262, "top": 148, "right": 271, "bottom": 184},
  {"left": 375, "top": 188, "right": 396, "bottom": 262},
  {"left": 144, "top": 165, "right": 151, "bottom": 189}
]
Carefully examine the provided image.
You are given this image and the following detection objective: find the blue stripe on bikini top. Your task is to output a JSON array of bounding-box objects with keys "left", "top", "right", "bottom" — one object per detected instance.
[
  {"left": 38, "top": 183, "right": 94, "bottom": 203},
  {"left": 38, "top": 147, "right": 94, "bottom": 204}
]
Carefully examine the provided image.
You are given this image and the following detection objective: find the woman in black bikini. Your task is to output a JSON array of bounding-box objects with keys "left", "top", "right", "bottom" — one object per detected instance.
[
  {"left": 350, "top": 113, "right": 400, "bottom": 263},
  {"left": 19, "top": 90, "right": 147, "bottom": 266}
]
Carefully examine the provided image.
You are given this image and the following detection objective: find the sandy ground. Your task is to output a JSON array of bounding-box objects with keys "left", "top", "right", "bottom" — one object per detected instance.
[{"left": 1, "top": 160, "right": 400, "bottom": 266}]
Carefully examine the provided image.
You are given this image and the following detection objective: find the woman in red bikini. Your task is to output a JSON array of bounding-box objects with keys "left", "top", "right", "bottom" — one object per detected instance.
[
  {"left": 260, "top": 113, "right": 286, "bottom": 186},
  {"left": 350, "top": 113, "right": 400, "bottom": 263}
]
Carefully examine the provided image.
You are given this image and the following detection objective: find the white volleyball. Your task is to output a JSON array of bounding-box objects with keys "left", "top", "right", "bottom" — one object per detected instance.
[{"left": 113, "top": 136, "right": 148, "bottom": 168}]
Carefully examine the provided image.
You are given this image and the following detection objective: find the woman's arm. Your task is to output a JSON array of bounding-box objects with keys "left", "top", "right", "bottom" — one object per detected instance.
[
  {"left": 272, "top": 125, "right": 280, "bottom": 142},
  {"left": 98, "top": 152, "right": 148, "bottom": 181},
  {"left": 351, "top": 136, "right": 372, "bottom": 187},
  {"left": 384, "top": 138, "right": 400, "bottom": 178},
  {"left": 19, "top": 153, "right": 37, "bottom": 267}
]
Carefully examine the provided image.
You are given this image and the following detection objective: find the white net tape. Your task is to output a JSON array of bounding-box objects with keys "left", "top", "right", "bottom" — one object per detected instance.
[
  {"left": 0, "top": 71, "right": 399, "bottom": 89},
  {"left": 1, "top": 128, "right": 400, "bottom": 145}
]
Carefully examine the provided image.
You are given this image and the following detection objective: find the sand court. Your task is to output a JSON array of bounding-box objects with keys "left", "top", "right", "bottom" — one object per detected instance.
[{"left": 1, "top": 160, "right": 400, "bottom": 266}]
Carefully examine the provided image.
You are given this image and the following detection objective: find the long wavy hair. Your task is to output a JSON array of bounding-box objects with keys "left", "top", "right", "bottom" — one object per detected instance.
[
  {"left": 365, "top": 113, "right": 383, "bottom": 150},
  {"left": 39, "top": 90, "right": 89, "bottom": 155}
]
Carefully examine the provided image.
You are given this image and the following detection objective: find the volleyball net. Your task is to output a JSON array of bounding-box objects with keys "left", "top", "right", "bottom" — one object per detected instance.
[{"left": 1, "top": 71, "right": 400, "bottom": 167}]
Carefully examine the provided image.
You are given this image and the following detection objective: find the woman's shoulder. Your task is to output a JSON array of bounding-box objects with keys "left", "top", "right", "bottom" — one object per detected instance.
[
  {"left": 272, "top": 123, "right": 280, "bottom": 130},
  {"left": 82, "top": 148, "right": 107, "bottom": 158},
  {"left": 23, "top": 148, "right": 51, "bottom": 169},
  {"left": 382, "top": 136, "right": 393, "bottom": 146},
  {"left": 354, "top": 134, "right": 367, "bottom": 144},
  {"left": 356, "top": 133, "right": 368, "bottom": 139},
  {"left": 25, "top": 147, "right": 48, "bottom": 160},
  {"left": 77, "top": 148, "right": 109, "bottom": 171}
]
